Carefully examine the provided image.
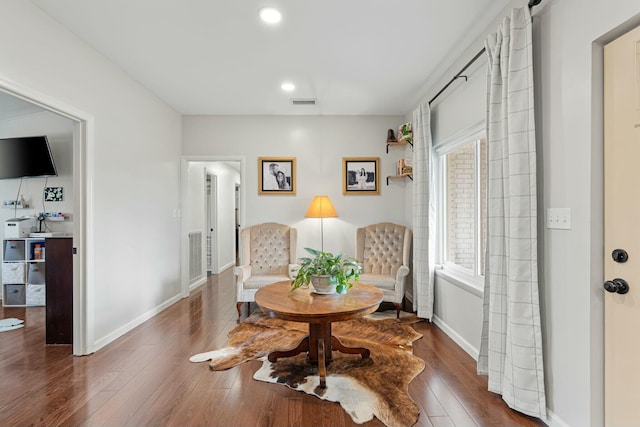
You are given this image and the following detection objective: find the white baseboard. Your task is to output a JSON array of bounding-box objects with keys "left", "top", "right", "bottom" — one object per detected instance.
[
  {"left": 544, "top": 409, "right": 570, "bottom": 427},
  {"left": 432, "top": 314, "right": 480, "bottom": 361},
  {"left": 218, "top": 260, "right": 234, "bottom": 274},
  {"left": 432, "top": 315, "right": 565, "bottom": 427},
  {"left": 93, "top": 293, "right": 182, "bottom": 352},
  {"left": 189, "top": 277, "right": 207, "bottom": 292}
]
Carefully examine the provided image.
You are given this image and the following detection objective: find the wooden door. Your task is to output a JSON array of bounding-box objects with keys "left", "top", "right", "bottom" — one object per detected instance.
[{"left": 604, "top": 24, "right": 640, "bottom": 427}]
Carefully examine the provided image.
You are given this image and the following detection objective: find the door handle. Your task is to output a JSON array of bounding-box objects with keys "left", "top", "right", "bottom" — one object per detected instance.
[
  {"left": 603, "top": 278, "right": 629, "bottom": 294},
  {"left": 611, "top": 249, "right": 629, "bottom": 263}
]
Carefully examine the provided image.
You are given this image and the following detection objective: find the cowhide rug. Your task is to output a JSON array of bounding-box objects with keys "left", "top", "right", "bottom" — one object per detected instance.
[{"left": 190, "top": 310, "right": 425, "bottom": 427}]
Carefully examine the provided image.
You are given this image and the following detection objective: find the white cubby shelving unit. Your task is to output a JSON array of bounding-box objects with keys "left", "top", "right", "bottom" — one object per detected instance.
[{"left": 1, "top": 237, "right": 46, "bottom": 306}]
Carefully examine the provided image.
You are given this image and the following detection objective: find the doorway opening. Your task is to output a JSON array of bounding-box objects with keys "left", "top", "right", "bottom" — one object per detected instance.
[
  {"left": 181, "top": 157, "right": 244, "bottom": 297},
  {"left": 235, "top": 184, "right": 240, "bottom": 265},
  {"left": 0, "top": 81, "right": 91, "bottom": 356},
  {"left": 206, "top": 172, "right": 217, "bottom": 276}
]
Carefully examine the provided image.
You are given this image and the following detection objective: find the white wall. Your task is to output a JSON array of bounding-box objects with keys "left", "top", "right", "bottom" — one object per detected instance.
[
  {"left": 413, "top": 1, "right": 640, "bottom": 426},
  {"left": 0, "top": 111, "right": 74, "bottom": 235},
  {"left": 186, "top": 162, "right": 206, "bottom": 284},
  {"left": 430, "top": 58, "right": 486, "bottom": 144},
  {"left": 535, "top": 2, "right": 640, "bottom": 426},
  {"left": 0, "top": 1, "right": 183, "bottom": 352},
  {"left": 187, "top": 163, "right": 205, "bottom": 237},
  {"left": 182, "top": 115, "right": 408, "bottom": 258},
  {"left": 432, "top": 273, "right": 483, "bottom": 358}
]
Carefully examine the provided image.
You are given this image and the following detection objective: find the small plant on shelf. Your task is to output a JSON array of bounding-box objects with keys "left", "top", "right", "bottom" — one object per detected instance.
[
  {"left": 398, "top": 122, "right": 413, "bottom": 143},
  {"left": 290, "top": 248, "right": 361, "bottom": 295}
]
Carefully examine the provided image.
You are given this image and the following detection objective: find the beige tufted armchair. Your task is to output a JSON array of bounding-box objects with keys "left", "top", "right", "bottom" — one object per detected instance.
[
  {"left": 355, "top": 222, "right": 412, "bottom": 319},
  {"left": 234, "top": 222, "right": 298, "bottom": 319}
]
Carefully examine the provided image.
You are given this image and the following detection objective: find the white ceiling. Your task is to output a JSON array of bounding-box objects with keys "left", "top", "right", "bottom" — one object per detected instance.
[{"left": 28, "top": 0, "right": 510, "bottom": 116}]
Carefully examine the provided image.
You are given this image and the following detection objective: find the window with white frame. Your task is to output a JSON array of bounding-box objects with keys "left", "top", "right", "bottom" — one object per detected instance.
[{"left": 435, "top": 124, "right": 487, "bottom": 280}]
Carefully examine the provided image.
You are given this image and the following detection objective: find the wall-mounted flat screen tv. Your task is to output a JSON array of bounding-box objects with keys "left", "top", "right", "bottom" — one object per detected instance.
[{"left": 0, "top": 135, "right": 57, "bottom": 179}]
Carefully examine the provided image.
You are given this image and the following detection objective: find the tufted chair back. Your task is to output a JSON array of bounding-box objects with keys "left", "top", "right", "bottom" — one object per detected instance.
[
  {"left": 356, "top": 223, "right": 409, "bottom": 275},
  {"left": 355, "top": 222, "right": 411, "bottom": 319},
  {"left": 235, "top": 222, "right": 297, "bottom": 319},
  {"left": 243, "top": 222, "right": 295, "bottom": 276}
]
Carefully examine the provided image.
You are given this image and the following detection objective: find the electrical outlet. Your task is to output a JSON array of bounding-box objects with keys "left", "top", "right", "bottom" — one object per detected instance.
[{"left": 546, "top": 208, "right": 571, "bottom": 230}]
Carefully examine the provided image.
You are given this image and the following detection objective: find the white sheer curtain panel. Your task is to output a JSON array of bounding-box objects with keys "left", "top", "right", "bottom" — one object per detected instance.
[
  {"left": 411, "top": 102, "right": 435, "bottom": 320},
  {"left": 477, "top": 7, "right": 546, "bottom": 419}
]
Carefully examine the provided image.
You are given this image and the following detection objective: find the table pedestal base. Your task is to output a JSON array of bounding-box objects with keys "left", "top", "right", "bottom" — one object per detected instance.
[{"left": 267, "top": 322, "right": 371, "bottom": 388}]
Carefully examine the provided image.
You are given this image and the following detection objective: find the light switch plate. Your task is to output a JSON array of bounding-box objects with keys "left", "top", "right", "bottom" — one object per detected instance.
[{"left": 547, "top": 208, "right": 571, "bottom": 230}]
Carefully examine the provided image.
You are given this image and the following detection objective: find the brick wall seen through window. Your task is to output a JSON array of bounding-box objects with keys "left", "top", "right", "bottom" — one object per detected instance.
[{"left": 444, "top": 139, "right": 486, "bottom": 274}]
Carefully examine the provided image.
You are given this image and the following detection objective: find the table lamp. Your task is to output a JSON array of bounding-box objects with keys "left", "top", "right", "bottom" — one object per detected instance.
[{"left": 305, "top": 195, "right": 338, "bottom": 252}]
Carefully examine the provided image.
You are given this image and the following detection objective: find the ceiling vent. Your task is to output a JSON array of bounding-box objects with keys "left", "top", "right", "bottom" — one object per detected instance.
[{"left": 291, "top": 98, "right": 317, "bottom": 106}]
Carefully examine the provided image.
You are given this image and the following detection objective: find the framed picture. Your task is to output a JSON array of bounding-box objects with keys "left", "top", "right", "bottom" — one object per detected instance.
[
  {"left": 342, "top": 157, "right": 380, "bottom": 195},
  {"left": 44, "top": 187, "right": 63, "bottom": 202},
  {"left": 258, "top": 157, "right": 296, "bottom": 195}
]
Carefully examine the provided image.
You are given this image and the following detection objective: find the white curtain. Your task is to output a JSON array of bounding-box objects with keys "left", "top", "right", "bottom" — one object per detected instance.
[
  {"left": 477, "top": 7, "right": 546, "bottom": 419},
  {"left": 412, "top": 102, "right": 435, "bottom": 320}
]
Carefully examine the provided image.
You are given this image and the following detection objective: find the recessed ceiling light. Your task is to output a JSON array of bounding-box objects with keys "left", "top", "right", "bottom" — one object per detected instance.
[
  {"left": 281, "top": 82, "right": 295, "bottom": 92},
  {"left": 258, "top": 7, "right": 282, "bottom": 24}
]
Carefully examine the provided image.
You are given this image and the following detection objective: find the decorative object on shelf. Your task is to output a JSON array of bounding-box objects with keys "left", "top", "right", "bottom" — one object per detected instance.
[
  {"left": 342, "top": 157, "right": 380, "bottom": 195},
  {"left": 304, "top": 195, "right": 338, "bottom": 252},
  {"left": 396, "top": 158, "right": 413, "bottom": 175},
  {"left": 3, "top": 196, "right": 29, "bottom": 209},
  {"left": 258, "top": 157, "right": 296, "bottom": 195},
  {"left": 404, "top": 158, "right": 413, "bottom": 172},
  {"left": 33, "top": 244, "right": 43, "bottom": 260},
  {"left": 386, "top": 128, "right": 413, "bottom": 152},
  {"left": 398, "top": 122, "right": 413, "bottom": 143},
  {"left": 43, "top": 212, "right": 65, "bottom": 221},
  {"left": 387, "top": 128, "right": 397, "bottom": 142},
  {"left": 44, "top": 187, "right": 63, "bottom": 202},
  {"left": 290, "top": 247, "right": 361, "bottom": 295}
]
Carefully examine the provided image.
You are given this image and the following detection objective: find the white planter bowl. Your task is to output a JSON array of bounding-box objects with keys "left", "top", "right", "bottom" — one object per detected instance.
[{"left": 310, "top": 275, "right": 336, "bottom": 294}]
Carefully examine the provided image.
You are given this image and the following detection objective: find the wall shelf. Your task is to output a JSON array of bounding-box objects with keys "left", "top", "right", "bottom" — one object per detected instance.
[
  {"left": 386, "top": 140, "right": 413, "bottom": 153},
  {"left": 386, "top": 174, "right": 413, "bottom": 185},
  {"left": 1, "top": 205, "right": 29, "bottom": 209}
]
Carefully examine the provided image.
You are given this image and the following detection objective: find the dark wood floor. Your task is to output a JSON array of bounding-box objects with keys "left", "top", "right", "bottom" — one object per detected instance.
[{"left": 0, "top": 269, "right": 546, "bottom": 427}]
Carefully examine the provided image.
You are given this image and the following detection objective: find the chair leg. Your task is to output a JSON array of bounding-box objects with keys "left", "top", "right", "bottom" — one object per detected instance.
[
  {"left": 394, "top": 303, "right": 401, "bottom": 320},
  {"left": 236, "top": 302, "right": 244, "bottom": 320}
]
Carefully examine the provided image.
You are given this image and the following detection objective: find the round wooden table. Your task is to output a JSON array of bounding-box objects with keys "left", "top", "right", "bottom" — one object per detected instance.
[{"left": 255, "top": 281, "right": 383, "bottom": 388}]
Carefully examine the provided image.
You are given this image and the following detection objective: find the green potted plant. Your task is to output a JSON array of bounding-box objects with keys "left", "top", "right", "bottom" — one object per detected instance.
[{"left": 290, "top": 248, "right": 361, "bottom": 295}]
